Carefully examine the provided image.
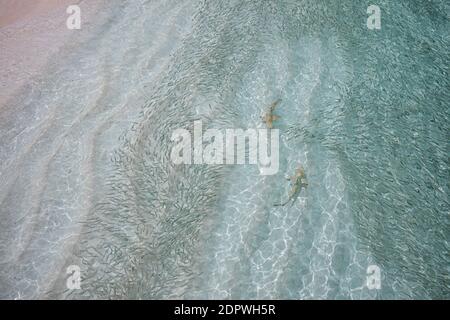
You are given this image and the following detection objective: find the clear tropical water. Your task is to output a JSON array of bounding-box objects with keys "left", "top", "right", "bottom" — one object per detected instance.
[{"left": 0, "top": 0, "right": 448, "bottom": 299}]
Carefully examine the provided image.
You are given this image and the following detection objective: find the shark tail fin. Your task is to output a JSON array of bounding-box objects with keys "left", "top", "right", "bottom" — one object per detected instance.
[
  {"left": 274, "top": 198, "right": 290, "bottom": 207},
  {"left": 270, "top": 99, "right": 282, "bottom": 112}
]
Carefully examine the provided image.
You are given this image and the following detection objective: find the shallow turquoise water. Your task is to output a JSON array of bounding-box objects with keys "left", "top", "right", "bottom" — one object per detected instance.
[{"left": 0, "top": 0, "right": 448, "bottom": 299}]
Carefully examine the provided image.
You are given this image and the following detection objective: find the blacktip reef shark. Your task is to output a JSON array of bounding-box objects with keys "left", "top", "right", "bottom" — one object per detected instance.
[
  {"left": 261, "top": 99, "right": 281, "bottom": 129},
  {"left": 274, "top": 165, "right": 308, "bottom": 207}
]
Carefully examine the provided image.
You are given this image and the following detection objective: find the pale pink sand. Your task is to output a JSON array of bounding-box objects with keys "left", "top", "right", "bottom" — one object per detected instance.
[
  {"left": 0, "top": 0, "right": 104, "bottom": 108},
  {"left": 0, "top": 0, "right": 76, "bottom": 28}
]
